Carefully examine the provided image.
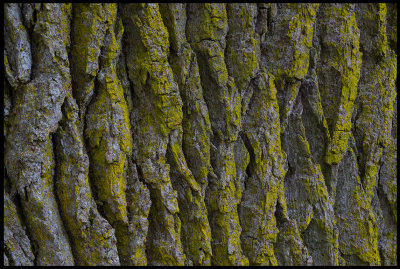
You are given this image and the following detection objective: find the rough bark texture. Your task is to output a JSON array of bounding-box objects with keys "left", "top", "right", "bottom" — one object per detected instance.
[{"left": 3, "top": 3, "right": 397, "bottom": 266}]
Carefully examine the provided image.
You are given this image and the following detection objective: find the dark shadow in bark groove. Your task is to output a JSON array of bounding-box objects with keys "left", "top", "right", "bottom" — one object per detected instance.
[{"left": 51, "top": 130, "right": 78, "bottom": 265}]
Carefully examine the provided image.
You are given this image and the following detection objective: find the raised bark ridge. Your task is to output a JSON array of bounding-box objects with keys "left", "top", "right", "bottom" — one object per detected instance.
[{"left": 3, "top": 3, "right": 397, "bottom": 266}]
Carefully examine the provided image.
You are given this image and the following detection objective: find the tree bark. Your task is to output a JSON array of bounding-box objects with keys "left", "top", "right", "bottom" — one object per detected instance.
[{"left": 3, "top": 3, "right": 397, "bottom": 266}]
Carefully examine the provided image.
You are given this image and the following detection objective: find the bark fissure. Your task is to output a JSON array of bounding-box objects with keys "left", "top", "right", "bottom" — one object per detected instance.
[{"left": 51, "top": 131, "right": 78, "bottom": 265}]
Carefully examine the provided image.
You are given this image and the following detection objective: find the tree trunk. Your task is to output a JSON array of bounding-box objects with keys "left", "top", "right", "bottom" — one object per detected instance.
[{"left": 3, "top": 3, "right": 397, "bottom": 266}]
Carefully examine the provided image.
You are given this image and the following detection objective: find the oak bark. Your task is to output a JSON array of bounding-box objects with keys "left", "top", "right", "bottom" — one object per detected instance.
[{"left": 3, "top": 3, "right": 397, "bottom": 266}]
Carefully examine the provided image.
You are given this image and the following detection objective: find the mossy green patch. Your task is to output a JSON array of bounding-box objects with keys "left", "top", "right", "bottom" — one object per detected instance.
[{"left": 318, "top": 4, "right": 362, "bottom": 165}]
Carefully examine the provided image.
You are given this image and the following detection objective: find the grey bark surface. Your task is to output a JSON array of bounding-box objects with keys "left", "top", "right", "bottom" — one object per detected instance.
[{"left": 3, "top": 3, "right": 397, "bottom": 266}]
